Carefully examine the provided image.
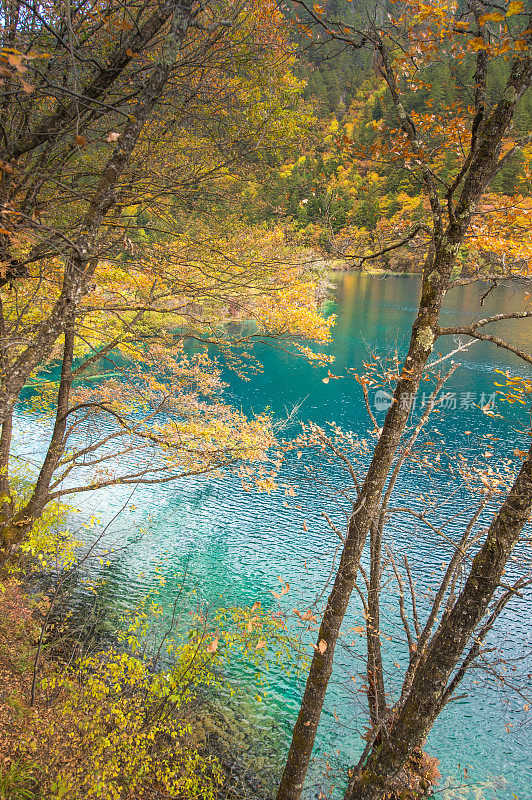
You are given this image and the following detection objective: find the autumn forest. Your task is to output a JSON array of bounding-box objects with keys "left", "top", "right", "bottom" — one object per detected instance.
[{"left": 0, "top": 1, "right": 531, "bottom": 799}]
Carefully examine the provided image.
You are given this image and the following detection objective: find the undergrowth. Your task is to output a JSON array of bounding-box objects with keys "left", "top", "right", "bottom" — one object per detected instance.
[{"left": 0, "top": 575, "right": 296, "bottom": 800}]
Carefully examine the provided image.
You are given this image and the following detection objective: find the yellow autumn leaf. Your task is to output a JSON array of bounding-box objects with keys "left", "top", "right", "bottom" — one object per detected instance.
[
  {"left": 507, "top": 1, "right": 524, "bottom": 17},
  {"left": 478, "top": 12, "right": 505, "bottom": 24},
  {"left": 468, "top": 37, "right": 488, "bottom": 51}
]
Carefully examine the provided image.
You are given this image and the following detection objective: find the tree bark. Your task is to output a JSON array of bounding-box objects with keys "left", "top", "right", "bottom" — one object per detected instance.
[
  {"left": 0, "top": 0, "right": 195, "bottom": 425},
  {"left": 276, "top": 26, "right": 531, "bottom": 800},
  {"left": 366, "top": 519, "right": 386, "bottom": 725},
  {"left": 0, "top": 324, "right": 75, "bottom": 562},
  {"left": 0, "top": 1, "right": 195, "bottom": 560},
  {"left": 275, "top": 239, "right": 457, "bottom": 800},
  {"left": 347, "top": 440, "right": 532, "bottom": 800}
]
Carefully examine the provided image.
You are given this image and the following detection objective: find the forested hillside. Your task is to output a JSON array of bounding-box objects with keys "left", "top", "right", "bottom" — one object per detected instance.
[{"left": 255, "top": 0, "right": 532, "bottom": 274}]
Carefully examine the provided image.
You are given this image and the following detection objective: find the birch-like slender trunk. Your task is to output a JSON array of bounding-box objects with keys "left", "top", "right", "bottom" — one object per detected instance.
[
  {"left": 0, "top": 0, "right": 195, "bottom": 560},
  {"left": 346, "top": 440, "right": 532, "bottom": 800},
  {"left": 276, "top": 28, "right": 532, "bottom": 800}
]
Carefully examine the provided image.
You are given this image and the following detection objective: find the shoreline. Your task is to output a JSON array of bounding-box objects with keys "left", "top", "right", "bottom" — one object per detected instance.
[{"left": 0, "top": 569, "right": 278, "bottom": 800}]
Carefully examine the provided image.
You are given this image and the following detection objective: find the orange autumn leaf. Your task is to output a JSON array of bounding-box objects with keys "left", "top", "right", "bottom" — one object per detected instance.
[
  {"left": 272, "top": 578, "right": 290, "bottom": 599},
  {"left": 468, "top": 37, "right": 488, "bottom": 51},
  {"left": 6, "top": 52, "right": 27, "bottom": 73},
  {"left": 206, "top": 637, "right": 219, "bottom": 654}
]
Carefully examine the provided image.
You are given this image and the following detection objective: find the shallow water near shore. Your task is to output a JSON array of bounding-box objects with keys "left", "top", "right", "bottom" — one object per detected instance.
[{"left": 15, "top": 274, "right": 532, "bottom": 798}]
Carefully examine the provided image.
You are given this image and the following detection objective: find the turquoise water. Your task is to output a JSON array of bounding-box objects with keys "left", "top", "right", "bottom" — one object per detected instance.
[{"left": 16, "top": 274, "right": 532, "bottom": 798}]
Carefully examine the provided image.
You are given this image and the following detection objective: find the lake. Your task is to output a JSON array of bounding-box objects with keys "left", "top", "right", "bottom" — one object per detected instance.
[{"left": 16, "top": 273, "right": 532, "bottom": 799}]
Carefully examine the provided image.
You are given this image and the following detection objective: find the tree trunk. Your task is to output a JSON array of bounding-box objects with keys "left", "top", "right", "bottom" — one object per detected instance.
[
  {"left": 276, "top": 29, "right": 531, "bottom": 800},
  {"left": 366, "top": 520, "right": 386, "bottom": 725},
  {"left": 0, "top": 0, "right": 196, "bottom": 425},
  {"left": 346, "top": 440, "right": 532, "bottom": 800},
  {"left": 0, "top": 325, "right": 75, "bottom": 562},
  {"left": 275, "top": 236, "right": 459, "bottom": 800},
  {"left": 0, "top": 1, "right": 195, "bottom": 560}
]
